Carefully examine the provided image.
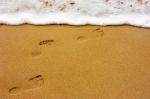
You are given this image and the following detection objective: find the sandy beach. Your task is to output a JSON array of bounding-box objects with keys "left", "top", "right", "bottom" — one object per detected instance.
[{"left": 0, "top": 25, "right": 150, "bottom": 99}]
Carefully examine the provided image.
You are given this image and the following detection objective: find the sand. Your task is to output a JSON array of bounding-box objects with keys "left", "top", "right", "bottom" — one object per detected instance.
[{"left": 0, "top": 25, "right": 150, "bottom": 99}]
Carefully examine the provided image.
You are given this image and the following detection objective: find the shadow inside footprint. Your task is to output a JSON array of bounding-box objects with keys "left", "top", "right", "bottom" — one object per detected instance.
[
  {"left": 29, "top": 75, "right": 43, "bottom": 81},
  {"left": 93, "top": 28, "right": 101, "bottom": 32},
  {"left": 77, "top": 36, "right": 86, "bottom": 41},
  {"left": 39, "top": 40, "right": 54, "bottom": 46}
]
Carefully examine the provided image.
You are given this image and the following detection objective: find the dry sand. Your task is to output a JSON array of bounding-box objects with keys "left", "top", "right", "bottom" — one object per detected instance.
[{"left": 0, "top": 25, "right": 150, "bottom": 99}]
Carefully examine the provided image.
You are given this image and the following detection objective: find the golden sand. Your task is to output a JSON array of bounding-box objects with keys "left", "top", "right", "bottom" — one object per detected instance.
[{"left": 0, "top": 25, "right": 150, "bottom": 99}]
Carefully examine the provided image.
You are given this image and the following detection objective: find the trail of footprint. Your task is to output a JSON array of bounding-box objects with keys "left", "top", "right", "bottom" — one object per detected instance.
[{"left": 8, "top": 75, "right": 44, "bottom": 95}]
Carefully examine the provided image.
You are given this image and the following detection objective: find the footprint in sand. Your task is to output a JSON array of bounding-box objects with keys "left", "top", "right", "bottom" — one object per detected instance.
[
  {"left": 31, "top": 50, "right": 42, "bottom": 57},
  {"left": 76, "top": 36, "right": 87, "bottom": 41},
  {"left": 76, "top": 28, "right": 104, "bottom": 42},
  {"left": 93, "top": 28, "right": 105, "bottom": 37},
  {"left": 8, "top": 75, "right": 44, "bottom": 94},
  {"left": 38, "top": 40, "right": 54, "bottom": 46},
  {"left": 76, "top": 36, "right": 89, "bottom": 44},
  {"left": 8, "top": 86, "right": 22, "bottom": 94},
  {"left": 31, "top": 39, "right": 55, "bottom": 57},
  {"left": 28, "top": 75, "right": 44, "bottom": 88}
]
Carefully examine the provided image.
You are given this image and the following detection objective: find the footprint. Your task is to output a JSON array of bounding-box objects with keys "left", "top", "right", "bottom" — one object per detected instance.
[
  {"left": 27, "top": 75, "right": 44, "bottom": 89},
  {"left": 8, "top": 75, "right": 44, "bottom": 95},
  {"left": 76, "top": 36, "right": 88, "bottom": 43},
  {"left": 8, "top": 86, "right": 21, "bottom": 94},
  {"left": 77, "top": 36, "right": 86, "bottom": 40},
  {"left": 29, "top": 75, "right": 43, "bottom": 81},
  {"left": 31, "top": 50, "right": 42, "bottom": 56},
  {"left": 93, "top": 28, "right": 105, "bottom": 37},
  {"left": 76, "top": 28, "right": 104, "bottom": 43},
  {"left": 93, "top": 28, "right": 101, "bottom": 31},
  {"left": 39, "top": 40, "right": 54, "bottom": 46}
]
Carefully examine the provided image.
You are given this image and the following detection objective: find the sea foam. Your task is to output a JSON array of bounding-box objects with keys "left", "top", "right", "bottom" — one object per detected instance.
[{"left": 0, "top": 0, "right": 150, "bottom": 27}]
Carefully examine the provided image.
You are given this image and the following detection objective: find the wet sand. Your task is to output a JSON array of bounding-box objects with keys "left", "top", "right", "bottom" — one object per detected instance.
[{"left": 0, "top": 25, "right": 150, "bottom": 99}]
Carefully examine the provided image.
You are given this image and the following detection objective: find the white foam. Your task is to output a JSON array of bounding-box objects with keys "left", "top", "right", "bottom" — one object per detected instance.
[{"left": 0, "top": 0, "right": 150, "bottom": 27}]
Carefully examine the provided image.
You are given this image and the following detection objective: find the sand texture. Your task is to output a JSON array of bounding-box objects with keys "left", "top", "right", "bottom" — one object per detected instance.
[{"left": 0, "top": 25, "right": 150, "bottom": 99}]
